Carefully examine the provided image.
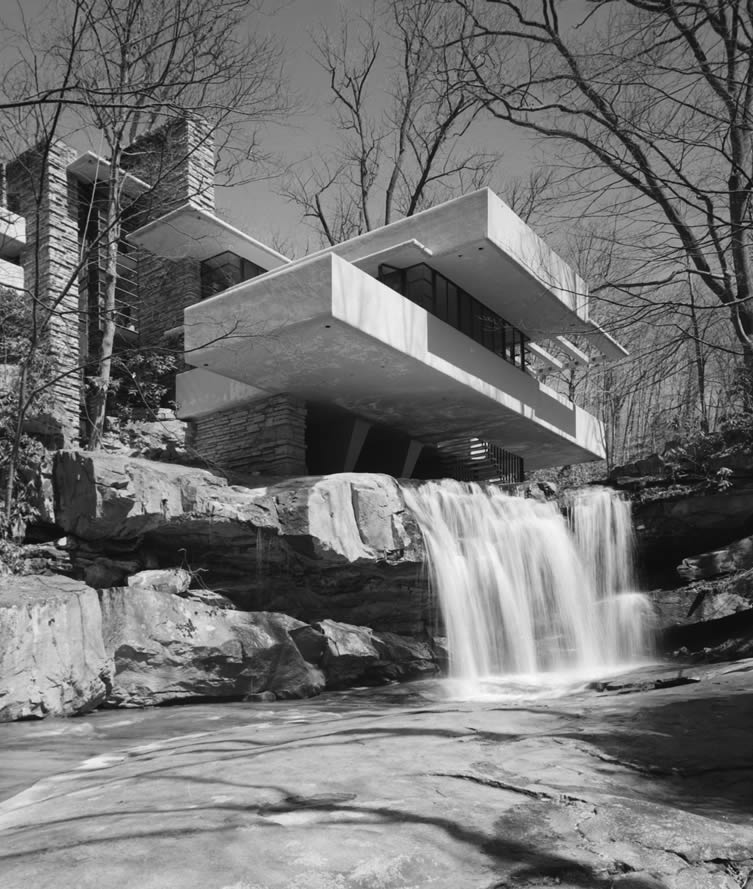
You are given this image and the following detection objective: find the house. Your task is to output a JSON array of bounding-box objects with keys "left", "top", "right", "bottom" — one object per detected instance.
[{"left": 0, "top": 119, "right": 625, "bottom": 480}]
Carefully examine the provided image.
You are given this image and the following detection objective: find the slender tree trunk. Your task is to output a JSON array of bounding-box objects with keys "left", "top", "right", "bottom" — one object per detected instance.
[
  {"left": 86, "top": 159, "right": 121, "bottom": 449},
  {"left": 687, "top": 272, "right": 709, "bottom": 432},
  {"left": 3, "top": 363, "right": 28, "bottom": 536}
]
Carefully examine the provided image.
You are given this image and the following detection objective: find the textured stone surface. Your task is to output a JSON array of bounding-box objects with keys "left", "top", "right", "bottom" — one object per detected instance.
[
  {"left": 126, "top": 568, "right": 192, "bottom": 595},
  {"left": 314, "top": 618, "right": 380, "bottom": 688},
  {"left": 0, "top": 575, "right": 111, "bottom": 722},
  {"left": 55, "top": 453, "right": 428, "bottom": 634},
  {"left": 1, "top": 661, "right": 751, "bottom": 889},
  {"left": 677, "top": 535, "right": 753, "bottom": 581},
  {"left": 99, "top": 587, "right": 325, "bottom": 706},
  {"left": 633, "top": 484, "right": 753, "bottom": 571},
  {"left": 186, "top": 393, "right": 307, "bottom": 476},
  {"left": 651, "top": 569, "right": 753, "bottom": 627},
  {"left": 373, "top": 631, "right": 438, "bottom": 680}
]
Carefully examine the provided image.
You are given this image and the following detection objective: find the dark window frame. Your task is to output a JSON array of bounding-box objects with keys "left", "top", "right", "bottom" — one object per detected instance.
[{"left": 378, "top": 261, "right": 529, "bottom": 371}]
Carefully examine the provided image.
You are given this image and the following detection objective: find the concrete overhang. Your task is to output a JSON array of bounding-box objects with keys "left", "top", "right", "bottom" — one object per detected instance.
[
  {"left": 183, "top": 253, "right": 605, "bottom": 469},
  {"left": 288, "top": 188, "right": 595, "bottom": 343},
  {"left": 582, "top": 320, "right": 630, "bottom": 361},
  {"left": 0, "top": 207, "right": 25, "bottom": 258},
  {"left": 555, "top": 336, "right": 590, "bottom": 366},
  {"left": 528, "top": 341, "right": 564, "bottom": 374},
  {"left": 67, "top": 151, "right": 150, "bottom": 198},
  {"left": 128, "top": 204, "right": 290, "bottom": 269},
  {"left": 353, "top": 239, "right": 434, "bottom": 274}
]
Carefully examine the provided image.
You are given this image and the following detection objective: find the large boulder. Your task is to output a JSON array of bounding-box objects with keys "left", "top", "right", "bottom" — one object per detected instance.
[
  {"left": 99, "top": 587, "right": 325, "bottom": 706},
  {"left": 0, "top": 575, "right": 111, "bottom": 721},
  {"left": 372, "top": 631, "right": 438, "bottom": 680},
  {"left": 314, "top": 618, "right": 380, "bottom": 688},
  {"left": 55, "top": 453, "right": 428, "bottom": 634}
]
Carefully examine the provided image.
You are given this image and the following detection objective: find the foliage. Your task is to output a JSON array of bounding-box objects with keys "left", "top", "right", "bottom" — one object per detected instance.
[
  {"left": 0, "top": 288, "right": 55, "bottom": 538},
  {"left": 107, "top": 348, "right": 179, "bottom": 422}
]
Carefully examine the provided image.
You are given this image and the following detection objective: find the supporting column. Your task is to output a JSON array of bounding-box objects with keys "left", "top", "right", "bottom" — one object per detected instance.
[
  {"left": 400, "top": 440, "right": 423, "bottom": 479},
  {"left": 343, "top": 418, "right": 371, "bottom": 472}
]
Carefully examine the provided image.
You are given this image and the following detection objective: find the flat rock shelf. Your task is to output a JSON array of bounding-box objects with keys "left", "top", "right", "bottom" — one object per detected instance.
[{"left": 1, "top": 659, "right": 751, "bottom": 889}]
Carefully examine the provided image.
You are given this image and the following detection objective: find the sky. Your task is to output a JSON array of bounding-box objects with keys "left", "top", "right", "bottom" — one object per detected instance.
[
  {"left": 217, "top": 0, "right": 539, "bottom": 256},
  {"left": 0, "top": 0, "right": 540, "bottom": 256}
]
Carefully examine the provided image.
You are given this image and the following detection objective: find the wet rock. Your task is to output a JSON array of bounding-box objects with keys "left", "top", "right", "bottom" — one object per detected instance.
[
  {"left": 314, "top": 619, "right": 380, "bottom": 688},
  {"left": 290, "top": 624, "right": 328, "bottom": 664},
  {"left": 0, "top": 540, "right": 72, "bottom": 577},
  {"left": 84, "top": 559, "right": 132, "bottom": 590},
  {"left": 633, "top": 484, "right": 753, "bottom": 572},
  {"left": 661, "top": 608, "right": 753, "bottom": 662},
  {"left": 650, "top": 569, "right": 753, "bottom": 626},
  {"left": 179, "top": 588, "right": 237, "bottom": 609},
  {"left": 245, "top": 691, "right": 276, "bottom": 703},
  {"left": 126, "top": 568, "right": 192, "bottom": 595},
  {"left": 588, "top": 674, "right": 700, "bottom": 694},
  {"left": 54, "top": 453, "right": 428, "bottom": 634},
  {"left": 372, "top": 632, "right": 437, "bottom": 680},
  {"left": 0, "top": 575, "right": 111, "bottom": 721},
  {"left": 99, "top": 587, "right": 324, "bottom": 706},
  {"left": 677, "top": 535, "right": 753, "bottom": 581}
]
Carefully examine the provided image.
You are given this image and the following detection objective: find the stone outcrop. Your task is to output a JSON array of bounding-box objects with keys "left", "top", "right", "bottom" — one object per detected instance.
[
  {"left": 632, "top": 483, "right": 753, "bottom": 572},
  {"left": 314, "top": 619, "right": 380, "bottom": 688},
  {"left": 126, "top": 568, "right": 192, "bottom": 595},
  {"left": 651, "top": 568, "right": 753, "bottom": 627},
  {"left": 0, "top": 575, "right": 111, "bottom": 722},
  {"left": 54, "top": 452, "right": 429, "bottom": 634},
  {"left": 677, "top": 535, "right": 753, "bottom": 581},
  {"left": 99, "top": 587, "right": 325, "bottom": 706}
]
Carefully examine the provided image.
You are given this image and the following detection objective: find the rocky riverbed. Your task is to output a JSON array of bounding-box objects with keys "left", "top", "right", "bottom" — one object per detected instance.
[{"left": 1, "top": 659, "right": 752, "bottom": 889}]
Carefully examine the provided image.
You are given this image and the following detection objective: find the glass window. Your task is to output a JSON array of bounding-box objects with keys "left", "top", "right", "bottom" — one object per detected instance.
[
  {"left": 446, "top": 282, "right": 459, "bottom": 327},
  {"left": 200, "top": 251, "right": 265, "bottom": 299},
  {"left": 406, "top": 264, "right": 434, "bottom": 312},
  {"left": 458, "top": 291, "right": 473, "bottom": 336},
  {"left": 435, "top": 275, "right": 448, "bottom": 322},
  {"left": 471, "top": 298, "right": 484, "bottom": 344},
  {"left": 379, "top": 268, "right": 404, "bottom": 295}
]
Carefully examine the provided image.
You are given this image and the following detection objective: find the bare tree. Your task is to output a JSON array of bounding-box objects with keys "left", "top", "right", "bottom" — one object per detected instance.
[
  {"left": 283, "top": 0, "right": 495, "bottom": 245},
  {"left": 450, "top": 0, "right": 753, "bottom": 386},
  {"left": 50, "top": 0, "right": 288, "bottom": 449}
]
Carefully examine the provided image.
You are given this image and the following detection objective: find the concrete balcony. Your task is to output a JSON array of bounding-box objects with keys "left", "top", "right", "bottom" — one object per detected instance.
[{"left": 182, "top": 252, "right": 605, "bottom": 469}]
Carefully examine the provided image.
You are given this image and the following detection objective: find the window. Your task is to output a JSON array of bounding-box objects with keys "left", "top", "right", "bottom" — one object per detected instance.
[
  {"left": 200, "top": 251, "right": 265, "bottom": 299},
  {"left": 378, "top": 261, "right": 529, "bottom": 372}
]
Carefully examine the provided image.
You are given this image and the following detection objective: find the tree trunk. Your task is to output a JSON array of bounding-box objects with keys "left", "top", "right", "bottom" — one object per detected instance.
[{"left": 85, "top": 158, "right": 121, "bottom": 450}]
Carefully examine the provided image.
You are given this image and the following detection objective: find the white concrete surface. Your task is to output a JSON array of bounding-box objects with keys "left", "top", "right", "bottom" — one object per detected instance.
[
  {"left": 184, "top": 254, "right": 606, "bottom": 467},
  {"left": 128, "top": 204, "right": 290, "bottom": 267},
  {"left": 0, "top": 258, "right": 24, "bottom": 291},
  {"left": 0, "top": 209, "right": 25, "bottom": 259}
]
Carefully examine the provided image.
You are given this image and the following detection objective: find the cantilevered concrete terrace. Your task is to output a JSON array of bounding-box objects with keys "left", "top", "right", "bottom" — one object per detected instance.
[{"left": 169, "top": 189, "right": 616, "bottom": 469}]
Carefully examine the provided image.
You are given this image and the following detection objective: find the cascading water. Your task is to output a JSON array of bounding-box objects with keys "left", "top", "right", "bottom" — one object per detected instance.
[{"left": 403, "top": 481, "right": 652, "bottom": 691}]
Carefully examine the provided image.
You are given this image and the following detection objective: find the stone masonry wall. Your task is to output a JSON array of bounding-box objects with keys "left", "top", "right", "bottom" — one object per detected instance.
[
  {"left": 7, "top": 141, "right": 81, "bottom": 446},
  {"left": 124, "top": 117, "right": 215, "bottom": 348},
  {"left": 123, "top": 117, "right": 216, "bottom": 224},
  {"left": 187, "top": 395, "right": 307, "bottom": 476},
  {"left": 136, "top": 250, "right": 201, "bottom": 348}
]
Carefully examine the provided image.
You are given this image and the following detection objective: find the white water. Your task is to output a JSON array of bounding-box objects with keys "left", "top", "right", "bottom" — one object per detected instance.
[{"left": 403, "top": 481, "right": 652, "bottom": 691}]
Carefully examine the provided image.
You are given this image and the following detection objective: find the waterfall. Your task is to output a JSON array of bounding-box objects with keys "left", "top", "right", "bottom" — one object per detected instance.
[{"left": 403, "top": 481, "right": 652, "bottom": 687}]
